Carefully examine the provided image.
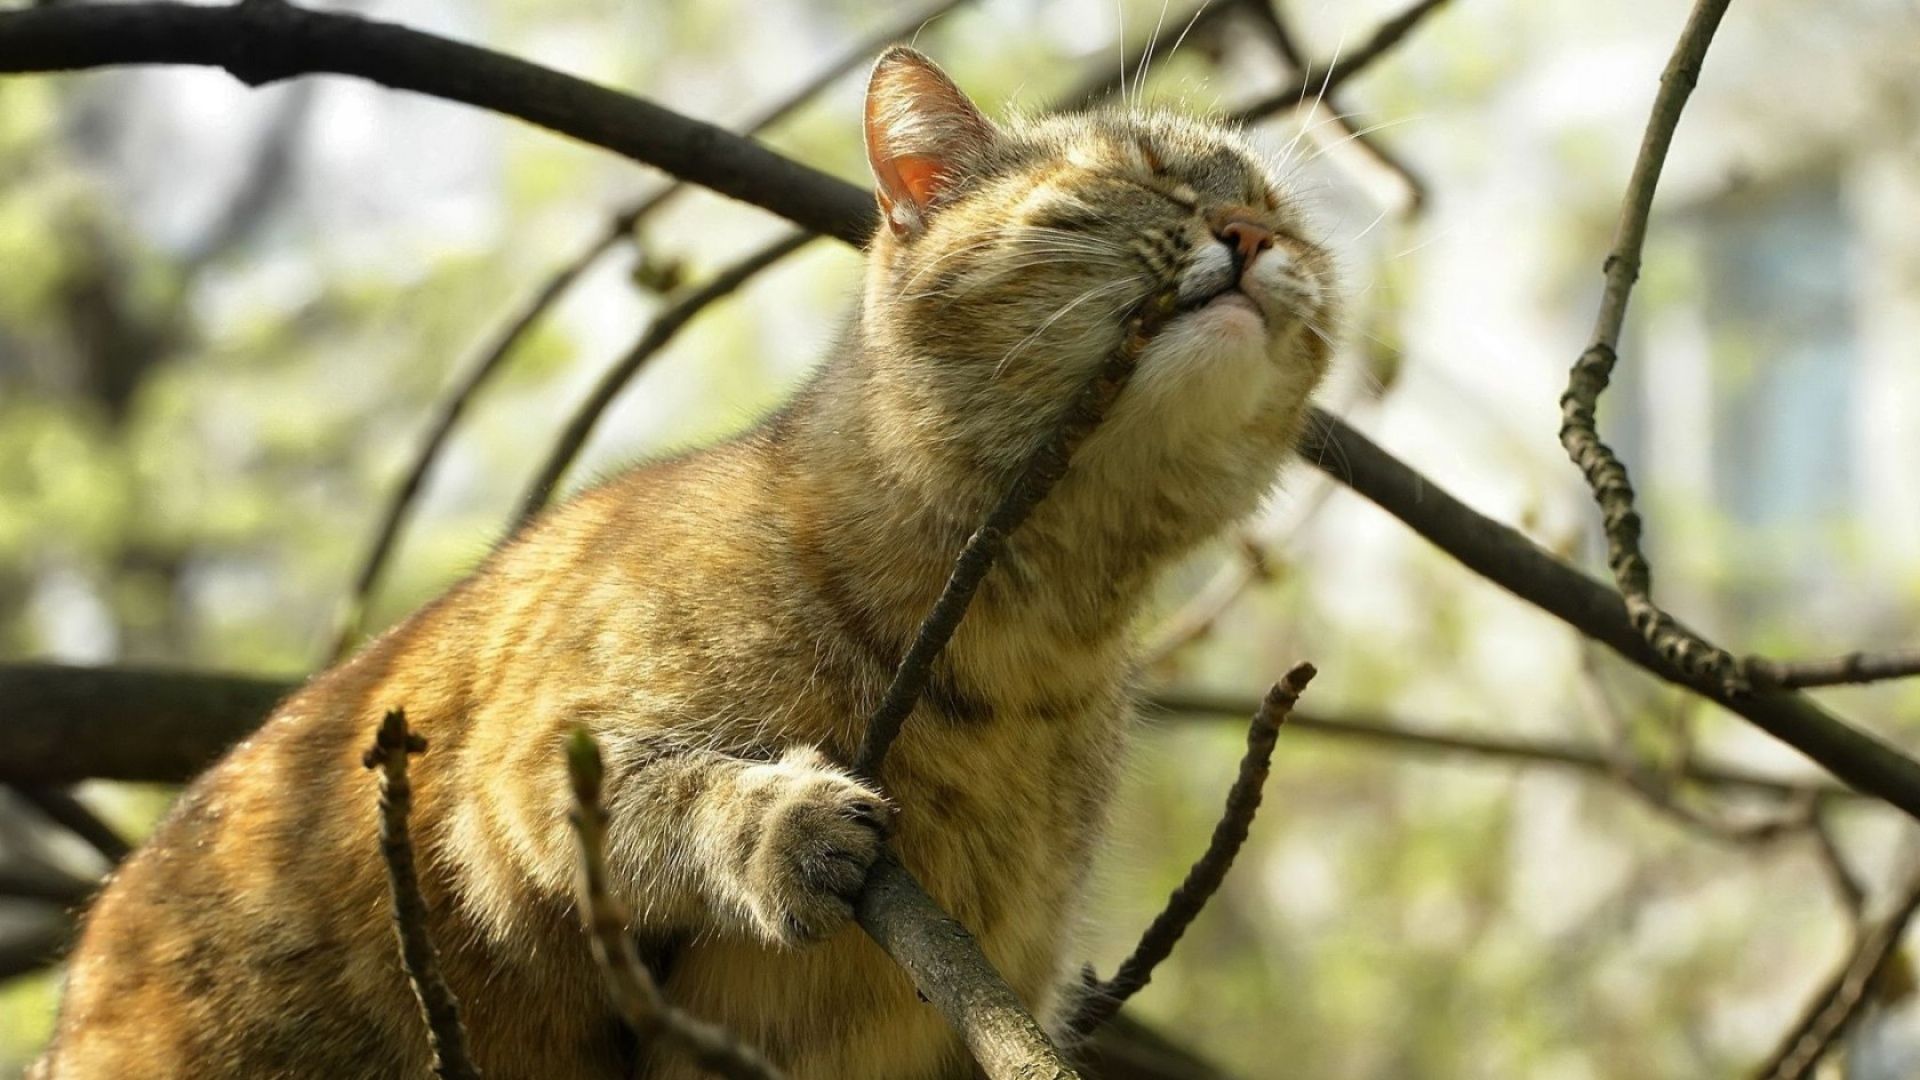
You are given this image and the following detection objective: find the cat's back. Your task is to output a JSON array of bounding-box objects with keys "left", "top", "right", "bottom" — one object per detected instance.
[{"left": 40, "top": 441, "right": 780, "bottom": 1079}]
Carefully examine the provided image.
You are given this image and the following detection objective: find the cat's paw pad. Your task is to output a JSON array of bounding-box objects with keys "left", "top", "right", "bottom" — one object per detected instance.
[{"left": 741, "top": 750, "right": 891, "bottom": 946}]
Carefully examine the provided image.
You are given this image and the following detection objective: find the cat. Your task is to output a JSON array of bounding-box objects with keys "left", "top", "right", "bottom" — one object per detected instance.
[{"left": 37, "top": 46, "right": 1338, "bottom": 1079}]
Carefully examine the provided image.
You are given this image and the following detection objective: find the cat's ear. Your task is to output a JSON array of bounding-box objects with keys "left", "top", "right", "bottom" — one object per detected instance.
[{"left": 864, "top": 47, "right": 996, "bottom": 239}]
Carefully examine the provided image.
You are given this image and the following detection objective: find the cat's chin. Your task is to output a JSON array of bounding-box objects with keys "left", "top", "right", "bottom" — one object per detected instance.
[
  {"left": 1194, "top": 291, "right": 1268, "bottom": 336},
  {"left": 1121, "top": 302, "right": 1285, "bottom": 443}
]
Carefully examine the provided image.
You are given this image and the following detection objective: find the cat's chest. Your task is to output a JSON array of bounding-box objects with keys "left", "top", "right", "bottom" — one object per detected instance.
[{"left": 883, "top": 683, "right": 1128, "bottom": 935}]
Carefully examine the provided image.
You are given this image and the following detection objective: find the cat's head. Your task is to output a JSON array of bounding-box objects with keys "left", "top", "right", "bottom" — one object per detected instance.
[{"left": 856, "top": 47, "right": 1338, "bottom": 506}]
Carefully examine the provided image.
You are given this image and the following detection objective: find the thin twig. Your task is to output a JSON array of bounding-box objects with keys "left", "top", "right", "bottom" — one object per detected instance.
[
  {"left": 512, "top": 230, "right": 815, "bottom": 527},
  {"left": 1809, "top": 808, "right": 1865, "bottom": 920},
  {"left": 1139, "top": 534, "right": 1276, "bottom": 670},
  {"left": 1747, "top": 650, "right": 1920, "bottom": 691},
  {"left": 852, "top": 290, "right": 1181, "bottom": 778},
  {"left": 1557, "top": 0, "right": 1743, "bottom": 694},
  {"left": 362, "top": 709, "right": 482, "bottom": 1080},
  {"left": 1148, "top": 693, "right": 1857, "bottom": 802},
  {"left": 326, "top": 226, "right": 626, "bottom": 660},
  {"left": 1230, "top": 0, "right": 1455, "bottom": 123},
  {"left": 1578, "top": 661, "right": 1816, "bottom": 846},
  {"left": 327, "top": 0, "right": 976, "bottom": 657},
  {"left": 1067, "top": 664, "right": 1315, "bottom": 1037},
  {"left": 1753, "top": 864, "right": 1920, "bottom": 1080},
  {"left": 1238, "top": 0, "right": 1429, "bottom": 213},
  {"left": 0, "top": 1, "right": 877, "bottom": 244},
  {"left": 842, "top": 290, "right": 1188, "bottom": 1080},
  {"left": 563, "top": 729, "right": 786, "bottom": 1080},
  {"left": 8, "top": 783, "right": 132, "bottom": 863}
]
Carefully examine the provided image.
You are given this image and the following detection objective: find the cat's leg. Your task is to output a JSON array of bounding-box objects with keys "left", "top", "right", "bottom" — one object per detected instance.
[{"left": 500, "top": 738, "right": 891, "bottom": 947}]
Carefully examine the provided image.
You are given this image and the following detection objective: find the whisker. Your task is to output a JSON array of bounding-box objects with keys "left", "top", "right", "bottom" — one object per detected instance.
[
  {"left": 1274, "top": 28, "right": 1351, "bottom": 172},
  {"left": 1296, "top": 114, "right": 1425, "bottom": 172},
  {"left": 1157, "top": 1, "right": 1214, "bottom": 100},
  {"left": 992, "top": 280, "right": 1136, "bottom": 378},
  {"left": 1133, "top": 0, "right": 1173, "bottom": 112}
]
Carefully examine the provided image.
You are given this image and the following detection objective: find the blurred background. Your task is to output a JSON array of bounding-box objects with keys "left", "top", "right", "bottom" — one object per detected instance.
[{"left": 5, "top": 0, "right": 1920, "bottom": 1076}]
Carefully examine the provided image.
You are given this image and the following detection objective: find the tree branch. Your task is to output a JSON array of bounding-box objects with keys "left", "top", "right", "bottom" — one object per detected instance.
[
  {"left": 0, "top": 662, "right": 290, "bottom": 785},
  {"left": 8, "top": 784, "right": 132, "bottom": 864},
  {"left": 0, "top": 864, "right": 96, "bottom": 906},
  {"left": 1747, "top": 650, "right": 1920, "bottom": 691},
  {"left": 0, "top": 918, "right": 68, "bottom": 983},
  {"left": 1148, "top": 690, "right": 1857, "bottom": 802},
  {"left": 1753, "top": 864, "right": 1920, "bottom": 1080},
  {"left": 1238, "top": 0, "right": 1430, "bottom": 213},
  {"left": 1300, "top": 415, "right": 1920, "bottom": 822},
  {"left": 1067, "top": 667, "right": 1313, "bottom": 1038},
  {"left": 1557, "top": 0, "right": 1743, "bottom": 693},
  {"left": 854, "top": 851, "right": 1081, "bottom": 1080},
  {"left": 0, "top": 0, "right": 875, "bottom": 245},
  {"left": 362, "top": 709, "right": 481, "bottom": 1080},
  {"left": 564, "top": 730, "right": 786, "bottom": 1080},
  {"left": 841, "top": 290, "right": 1194, "bottom": 1080},
  {"left": 513, "top": 231, "right": 817, "bottom": 527},
  {"left": 1229, "top": 0, "right": 1455, "bottom": 123}
]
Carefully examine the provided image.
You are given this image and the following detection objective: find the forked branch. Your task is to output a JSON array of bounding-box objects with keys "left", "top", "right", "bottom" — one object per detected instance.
[{"left": 1753, "top": 865, "right": 1920, "bottom": 1080}]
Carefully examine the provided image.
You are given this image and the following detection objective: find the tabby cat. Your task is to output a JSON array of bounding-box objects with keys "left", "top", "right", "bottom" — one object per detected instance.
[{"left": 39, "top": 47, "right": 1337, "bottom": 1079}]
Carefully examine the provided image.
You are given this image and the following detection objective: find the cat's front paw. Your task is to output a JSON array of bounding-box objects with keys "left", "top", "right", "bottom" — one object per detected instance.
[{"left": 739, "top": 748, "right": 891, "bottom": 946}]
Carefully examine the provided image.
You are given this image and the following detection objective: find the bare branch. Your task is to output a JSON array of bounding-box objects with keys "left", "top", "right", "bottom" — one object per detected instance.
[
  {"left": 0, "top": 918, "right": 68, "bottom": 983},
  {"left": 855, "top": 853, "right": 1083, "bottom": 1080},
  {"left": 362, "top": 709, "right": 481, "bottom": 1080},
  {"left": 1747, "top": 650, "right": 1920, "bottom": 691},
  {"left": 325, "top": 227, "right": 624, "bottom": 660},
  {"left": 1299, "top": 415, "right": 1920, "bottom": 822},
  {"left": 563, "top": 730, "right": 786, "bottom": 1080},
  {"left": 0, "top": 864, "right": 96, "bottom": 906},
  {"left": 1139, "top": 535, "right": 1276, "bottom": 671},
  {"left": 854, "top": 290, "right": 1179, "bottom": 778},
  {"left": 1809, "top": 810, "right": 1866, "bottom": 920},
  {"left": 0, "top": 662, "right": 288, "bottom": 785},
  {"left": 1230, "top": 0, "right": 1455, "bottom": 123},
  {"left": 8, "top": 784, "right": 132, "bottom": 864},
  {"left": 513, "top": 231, "right": 817, "bottom": 527},
  {"left": 1067, "top": 665, "right": 1314, "bottom": 1037},
  {"left": 1753, "top": 864, "right": 1920, "bottom": 1080},
  {"left": 1557, "top": 0, "right": 1744, "bottom": 694},
  {"left": 839, "top": 281, "right": 1194, "bottom": 1080},
  {"left": 0, "top": 1, "right": 875, "bottom": 245},
  {"left": 1238, "top": 0, "right": 1429, "bottom": 213},
  {"left": 1149, "top": 690, "right": 1858, "bottom": 802}
]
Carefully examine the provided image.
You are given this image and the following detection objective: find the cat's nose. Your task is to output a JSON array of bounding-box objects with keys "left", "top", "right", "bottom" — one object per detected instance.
[{"left": 1214, "top": 213, "right": 1275, "bottom": 269}]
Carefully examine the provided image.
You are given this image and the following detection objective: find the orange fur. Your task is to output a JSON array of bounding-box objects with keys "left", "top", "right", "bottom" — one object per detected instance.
[{"left": 40, "top": 48, "right": 1338, "bottom": 1079}]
